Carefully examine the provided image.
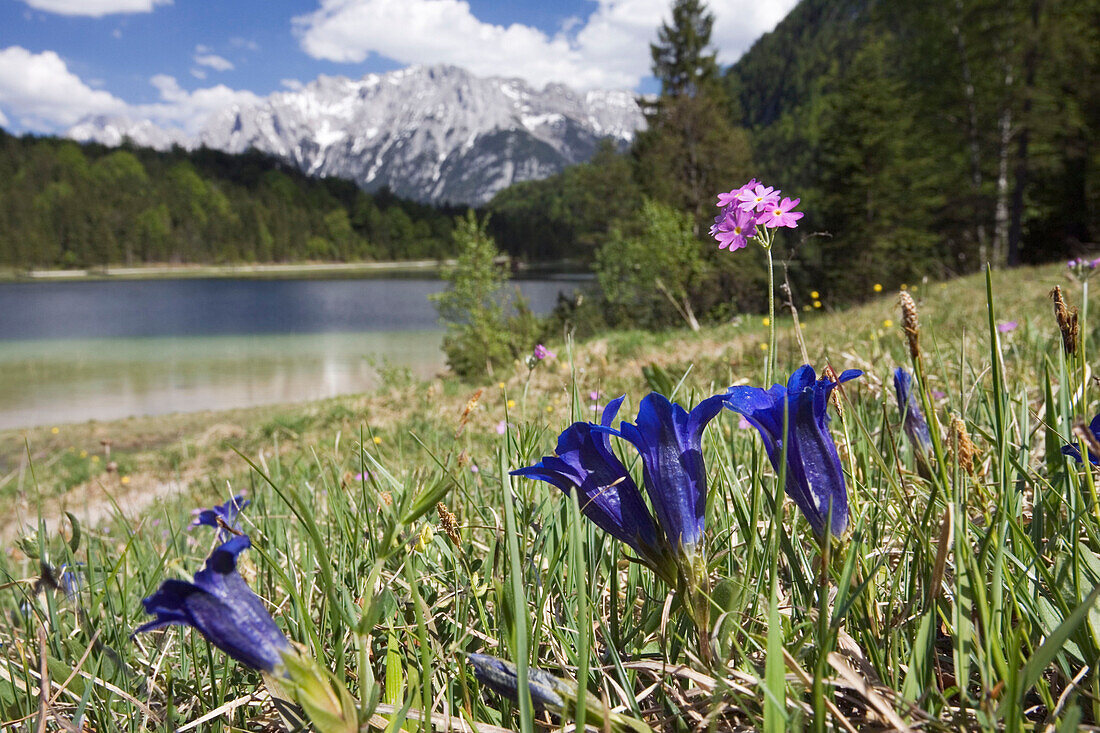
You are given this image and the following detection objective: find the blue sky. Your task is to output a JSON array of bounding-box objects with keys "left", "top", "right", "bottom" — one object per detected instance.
[{"left": 0, "top": 0, "right": 797, "bottom": 135}]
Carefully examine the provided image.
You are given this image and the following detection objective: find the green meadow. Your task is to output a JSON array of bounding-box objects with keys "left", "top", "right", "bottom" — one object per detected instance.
[{"left": 2, "top": 260, "right": 1098, "bottom": 731}]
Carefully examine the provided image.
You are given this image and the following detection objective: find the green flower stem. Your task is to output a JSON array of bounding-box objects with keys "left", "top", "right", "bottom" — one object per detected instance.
[
  {"left": 754, "top": 225, "right": 778, "bottom": 384},
  {"left": 677, "top": 550, "right": 713, "bottom": 668}
]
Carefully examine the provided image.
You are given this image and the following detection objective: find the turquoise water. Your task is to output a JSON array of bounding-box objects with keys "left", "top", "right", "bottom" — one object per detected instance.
[{"left": 0, "top": 276, "right": 585, "bottom": 429}]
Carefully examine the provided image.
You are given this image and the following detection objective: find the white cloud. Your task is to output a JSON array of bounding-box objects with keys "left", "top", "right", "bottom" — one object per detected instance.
[
  {"left": 281, "top": 78, "right": 304, "bottom": 91},
  {"left": 190, "top": 68, "right": 207, "bottom": 80},
  {"left": 0, "top": 46, "right": 126, "bottom": 131},
  {"left": 293, "top": 0, "right": 798, "bottom": 91},
  {"left": 193, "top": 53, "right": 234, "bottom": 72},
  {"left": 137, "top": 74, "right": 260, "bottom": 133},
  {"left": 229, "top": 37, "right": 260, "bottom": 52},
  {"left": 17, "top": 0, "right": 170, "bottom": 18},
  {"left": 0, "top": 46, "right": 259, "bottom": 135}
]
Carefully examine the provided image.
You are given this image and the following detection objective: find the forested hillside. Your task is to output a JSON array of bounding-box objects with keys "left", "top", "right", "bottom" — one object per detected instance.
[
  {"left": 487, "top": 0, "right": 1098, "bottom": 302},
  {"left": 0, "top": 131, "right": 461, "bottom": 268},
  {"left": 726, "top": 0, "right": 1098, "bottom": 287}
]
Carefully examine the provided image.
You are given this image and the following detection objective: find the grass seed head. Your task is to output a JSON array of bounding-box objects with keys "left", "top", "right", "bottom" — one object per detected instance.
[
  {"left": 1049, "top": 286, "right": 1079, "bottom": 355},
  {"left": 899, "top": 291, "right": 921, "bottom": 361},
  {"left": 437, "top": 502, "right": 461, "bottom": 546},
  {"left": 455, "top": 388, "right": 484, "bottom": 437},
  {"left": 951, "top": 414, "right": 979, "bottom": 475}
]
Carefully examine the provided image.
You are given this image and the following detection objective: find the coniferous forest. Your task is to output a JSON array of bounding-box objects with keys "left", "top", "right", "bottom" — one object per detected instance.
[
  {"left": 1, "top": 0, "right": 1097, "bottom": 316},
  {"left": 489, "top": 0, "right": 1099, "bottom": 314}
]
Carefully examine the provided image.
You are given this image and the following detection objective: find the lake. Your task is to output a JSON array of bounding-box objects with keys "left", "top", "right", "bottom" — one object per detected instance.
[{"left": 0, "top": 276, "right": 587, "bottom": 430}]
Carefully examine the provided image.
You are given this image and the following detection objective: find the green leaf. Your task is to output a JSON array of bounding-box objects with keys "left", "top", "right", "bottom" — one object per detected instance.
[
  {"left": 1015, "top": 582, "right": 1100, "bottom": 702},
  {"left": 65, "top": 511, "right": 81, "bottom": 554},
  {"left": 901, "top": 610, "right": 934, "bottom": 702},
  {"left": 400, "top": 476, "right": 452, "bottom": 525}
]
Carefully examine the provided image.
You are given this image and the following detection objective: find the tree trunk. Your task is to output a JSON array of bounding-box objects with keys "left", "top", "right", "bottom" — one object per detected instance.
[
  {"left": 993, "top": 101, "right": 1012, "bottom": 269},
  {"left": 952, "top": 0, "right": 988, "bottom": 264},
  {"left": 1008, "top": 0, "right": 1041, "bottom": 267}
]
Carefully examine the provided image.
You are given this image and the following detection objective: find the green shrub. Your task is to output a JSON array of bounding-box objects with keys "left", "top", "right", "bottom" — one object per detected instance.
[{"left": 432, "top": 212, "right": 542, "bottom": 378}]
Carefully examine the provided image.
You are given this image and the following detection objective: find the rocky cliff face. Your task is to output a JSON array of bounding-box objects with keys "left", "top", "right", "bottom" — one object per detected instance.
[{"left": 68, "top": 64, "right": 644, "bottom": 205}]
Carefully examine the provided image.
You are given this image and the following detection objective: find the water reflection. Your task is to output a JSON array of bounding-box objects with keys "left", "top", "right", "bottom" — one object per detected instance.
[
  {"left": 0, "top": 332, "right": 444, "bottom": 430},
  {"left": 0, "top": 275, "right": 588, "bottom": 429}
]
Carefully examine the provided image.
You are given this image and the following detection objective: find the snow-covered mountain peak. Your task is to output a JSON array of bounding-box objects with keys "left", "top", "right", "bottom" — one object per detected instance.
[{"left": 67, "top": 65, "right": 645, "bottom": 205}]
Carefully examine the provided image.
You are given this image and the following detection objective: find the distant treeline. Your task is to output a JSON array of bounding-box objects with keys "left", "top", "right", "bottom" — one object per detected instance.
[{"left": 0, "top": 130, "right": 463, "bottom": 268}]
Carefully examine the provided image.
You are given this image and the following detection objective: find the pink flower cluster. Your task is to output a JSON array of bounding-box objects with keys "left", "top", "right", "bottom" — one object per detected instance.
[
  {"left": 710, "top": 180, "right": 803, "bottom": 251},
  {"left": 1068, "top": 257, "right": 1100, "bottom": 269}
]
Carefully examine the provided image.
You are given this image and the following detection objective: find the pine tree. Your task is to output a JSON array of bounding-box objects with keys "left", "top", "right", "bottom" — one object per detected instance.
[
  {"left": 650, "top": 0, "right": 721, "bottom": 99},
  {"left": 634, "top": 0, "right": 753, "bottom": 229}
]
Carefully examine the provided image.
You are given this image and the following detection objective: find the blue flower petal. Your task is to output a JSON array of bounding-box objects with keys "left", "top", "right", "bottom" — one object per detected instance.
[
  {"left": 511, "top": 399, "right": 661, "bottom": 556},
  {"left": 614, "top": 392, "right": 725, "bottom": 550},
  {"left": 191, "top": 495, "right": 250, "bottom": 539},
  {"left": 136, "top": 535, "right": 290, "bottom": 673},
  {"left": 1062, "top": 412, "right": 1100, "bottom": 465},
  {"left": 725, "top": 366, "right": 860, "bottom": 538},
  {"left": 893, "top": 368, "right": 933, "bottom": 454}
]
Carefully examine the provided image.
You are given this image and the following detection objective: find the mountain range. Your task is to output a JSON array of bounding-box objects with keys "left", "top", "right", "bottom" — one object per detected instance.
[{"left": 67, "top": 64, "right": 644, "bottom": 205}]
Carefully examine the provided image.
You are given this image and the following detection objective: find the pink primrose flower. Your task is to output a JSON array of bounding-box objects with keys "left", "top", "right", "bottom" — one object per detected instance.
[
  {"left": 736, "top": 183, "right": 780, "bottom": 213},
  {"left": 716, "top": 179, "right": 757, "bottom": 208},
  {"left": 758, "top": 197, "right": 804, "bottom": 229},
  {"left": 712, "top": 206, "right": 758, "bottom": 251}
]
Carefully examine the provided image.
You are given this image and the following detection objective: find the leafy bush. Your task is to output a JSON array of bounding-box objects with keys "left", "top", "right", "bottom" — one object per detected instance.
[
  {"left": 595, "top": 198, "right": 708, "bottom": 330},
  {"left": 432, "top": 212, "right": 542, "bottom": 378}
]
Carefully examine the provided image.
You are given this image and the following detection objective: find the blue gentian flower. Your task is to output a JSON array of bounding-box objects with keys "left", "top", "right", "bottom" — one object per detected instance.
[
  {"left": 191, "top": 495, "right": 250, "bottom": 538},
  {"left": 893, "top": 368, "right": 933, "bottom": 454},
  {"left": 136, "top": 535, "right": 291, "bottom": 673},
  {"left": 58, "top": 563, "right": 83, "bottom": 600},
  {"left": 1062, "top": 414, "right": 1100, "bottom": 465},
  {"left": 725, "top": 365, "right": 861, "bottom": 538},
  {"left": 466, "top": 653, "right": 569, "bottom": 712},
  {"left": 511, "top": 397, "right": 671, "bottom": 576},
  {"left": 607, "top": 392, "right": 726, "bottom": 553}
]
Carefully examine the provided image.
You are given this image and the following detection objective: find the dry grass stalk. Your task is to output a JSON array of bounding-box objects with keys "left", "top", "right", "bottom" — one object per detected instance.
[
  {"left": 899, "top": 291, "right": 921, "bottom": 361},
  {"left": 1072, "top": 421, "right": 1100, "bottom": 459},
  {"left": 822, "top": 364, "right": 844, "bottom": 416},
  {"left": 1049, "top": 286, "right": 1079, "bottom": 355}
]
